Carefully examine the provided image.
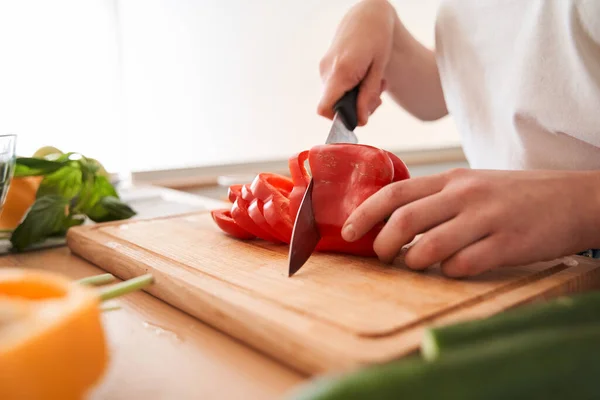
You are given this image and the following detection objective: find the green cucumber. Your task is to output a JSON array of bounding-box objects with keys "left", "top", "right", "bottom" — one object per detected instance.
[
  {"left": 287, "top": 325, "right": 600, "bottom": 400},
  {"left": 421, "top": 290, "right": 600, "bottom": 361}
]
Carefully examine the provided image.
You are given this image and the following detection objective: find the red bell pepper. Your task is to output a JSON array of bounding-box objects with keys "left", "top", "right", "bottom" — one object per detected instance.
[
  {"left": 210, "top": 209, "right": 255, "bottom": 240},
  {"left": 307, "top": 143, "right": 409, "bottom": 256},
  {"left": 211, "top": 143, "right": 410, "bottom": 258},
  {"left": 385, "top": 151, "right": 411, "bottom": 183}
]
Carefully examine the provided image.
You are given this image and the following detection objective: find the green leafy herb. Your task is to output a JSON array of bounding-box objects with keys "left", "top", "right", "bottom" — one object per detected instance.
[
  {"left": 87, "top": 196, "right": 136, "bottom": 222},
  {"left": 10, "top": 195, "right": 70, "bottom": 251},
  {"left": 14, "top": 157, "right": 68, "bottom": 177},
  {"left": 8, "top": 151, "right": 136, "bottom": 251},
  {"left": 36, "top": 164, "right": 83, "bottom": 200},
  {"left": 77, "top": 175, "right": 118, "bottom": 212}
]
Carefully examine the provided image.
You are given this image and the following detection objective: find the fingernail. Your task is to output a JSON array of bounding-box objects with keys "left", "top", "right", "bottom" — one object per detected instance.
[{"left": 342, "top": 224, "right": 356, "bottom": 241}]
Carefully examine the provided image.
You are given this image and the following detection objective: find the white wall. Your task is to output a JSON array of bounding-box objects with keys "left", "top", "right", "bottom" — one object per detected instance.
[
  {"left": 0, "top": 0, "right": 128, "bottom": 173},
  {"left": 0, "top": 0, "right": 461, "bottom": 174}
]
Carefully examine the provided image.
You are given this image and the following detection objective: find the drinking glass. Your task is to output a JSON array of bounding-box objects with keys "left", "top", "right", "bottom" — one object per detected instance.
[{"left": 0, "top": 134, "right": 17, "bottom": 209}]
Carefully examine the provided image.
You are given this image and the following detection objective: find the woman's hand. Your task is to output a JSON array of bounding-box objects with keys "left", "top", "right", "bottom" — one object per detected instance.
[
  {"left": 318, "top": 0, "right": 448, "bottom": 126},
  {"left": 342, "top": 168, "right": 600, "bottom": 277}
]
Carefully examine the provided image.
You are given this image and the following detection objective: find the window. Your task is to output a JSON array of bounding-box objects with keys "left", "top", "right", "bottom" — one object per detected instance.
[{"left": 0, "top": 0, "right": 460, "bottom": 177}]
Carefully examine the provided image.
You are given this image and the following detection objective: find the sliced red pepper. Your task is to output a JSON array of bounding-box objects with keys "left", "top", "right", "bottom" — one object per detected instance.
[
  {"left": 250, "top": 173, "right": 294, "bottom": 243},
  {"left": 241, "top": 184, "right": 254, "bottom": 202},
  {"left": 242, "top": 184, "right": 287, "bottom": 243},
  {"left": 228, "top": 184, "right": 243, "bottom": 203},
  {"left": 263, "top": 194, "right": 294, "bottom": 243},
  {"left": 308, "top": 143, "right": 399, "bottom": 256},
  {"left": 250, "top": 173, "right": 293, "bottom": 201},
  {"left": 212, "top": 144, "right": 412, "bottom": 259},
  {"left": 231, "top": 195, "right": 281, "bottom": 243},
  {"left": 289, "top": 150, "right": 310, "bottom": 186},
  {"left": 288, "top": 150, "right": 310, "bottom": 223},
  {"left": 210, "top": 209, "right": 255, "bottom": 240}
]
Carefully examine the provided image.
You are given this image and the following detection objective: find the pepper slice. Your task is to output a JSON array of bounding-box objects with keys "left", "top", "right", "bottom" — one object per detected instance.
[
  {"left": 288, "top": 150, "right": 310, "bottom": 222},
  {"left": 211, "top": 209, "right": 255, "bottom": 240},
  {"left": 250, "top": 173, "right": 295, "bottom": 243},
  {"left": 242, "top": 185, "right": 287, "bottom": 243},
  {"left": 231, "top": 194, "right": 280, "bottom": 243},
  {"left": 249, "top": 173, "right": 293, "bottom": 201},
  {"left": 227, "top": 184, "right": 243, "bottom": 203}
]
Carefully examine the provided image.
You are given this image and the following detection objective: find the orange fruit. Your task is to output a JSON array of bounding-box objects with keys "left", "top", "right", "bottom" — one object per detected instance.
[
  {"left": 0, "top": 268, "right": 108, "bottom": 400},
  {"left": 0, "top": 176, "right": 42, "bottom": 230}
]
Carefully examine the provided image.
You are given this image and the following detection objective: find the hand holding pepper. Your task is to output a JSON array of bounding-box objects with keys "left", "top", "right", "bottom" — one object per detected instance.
[
  {"left": 317, "top": 0, "right": 448, "bottom": 127},
  {"left": 341, "top": 168, "right": 600, "bottom": 277}
]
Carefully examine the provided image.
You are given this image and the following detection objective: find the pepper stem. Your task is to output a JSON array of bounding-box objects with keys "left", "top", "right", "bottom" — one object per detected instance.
[
  {"left": 98, "top": 273, "right": 154, "bottom": 302},
  {"left": 77, "top": 273, "right": 116, "bottom": 286}
]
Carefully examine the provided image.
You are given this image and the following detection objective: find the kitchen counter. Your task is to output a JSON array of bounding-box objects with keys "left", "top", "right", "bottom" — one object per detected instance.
[{"left": 1, "top": 184, "right": 304, "bottom": 400}]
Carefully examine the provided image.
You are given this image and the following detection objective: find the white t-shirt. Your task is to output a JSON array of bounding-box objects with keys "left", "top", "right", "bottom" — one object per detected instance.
[{"left": 434, "top": 0, "right": 600, "bottom": 170}]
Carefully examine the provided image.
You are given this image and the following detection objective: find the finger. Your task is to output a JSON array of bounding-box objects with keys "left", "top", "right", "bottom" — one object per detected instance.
[
  {"left": 380, "top": 79, "right": 387, "bottom": 93},
  {"left": 317, "top": 56, "right": 368, "bottom": 120},
  {"left": 368, "top": 98, "right": 382, "bottom": 116},
  {"left": 372, "top": 192, "right": 460, "bottom": 263},
  {"left": 403, "top": 212, "right": 491, "bottom": 271},
  {"left": 342, "top": 174, "right": 447, "bottom": 242},
  {"left": 356, "top": 61, "right": 385, "bottom": 126},
  {"left": 439, "top": 235, "right": 505, "bottom": 278},
  {"left": 367, "top": 80, "right": 386, "bottom": 115},
  {"left": 440, "top": 228, "right": 552, "bottom": 278}
]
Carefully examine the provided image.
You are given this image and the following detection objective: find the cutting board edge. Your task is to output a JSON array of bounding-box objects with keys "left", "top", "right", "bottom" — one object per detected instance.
[
  {"left": 368, "top": 255, "right": 600, "bottom": 358},
  {"left": 66, "top": 223, "right": 600, "bottom": 375}
]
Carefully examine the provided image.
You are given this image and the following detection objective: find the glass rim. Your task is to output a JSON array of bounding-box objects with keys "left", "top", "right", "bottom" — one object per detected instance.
[{"left": 0, "top": 134, "right": 17, "bottom": 138}]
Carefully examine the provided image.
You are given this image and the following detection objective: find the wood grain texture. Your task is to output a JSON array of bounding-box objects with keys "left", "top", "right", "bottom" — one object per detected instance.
[{"left": 66, "top": 210, "right": 600, "bottom": 375}]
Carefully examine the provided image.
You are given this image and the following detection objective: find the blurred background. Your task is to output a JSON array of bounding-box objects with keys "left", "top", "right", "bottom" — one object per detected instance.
[{"left": 0, "top": 0, "right": 465, "bottom": 194}]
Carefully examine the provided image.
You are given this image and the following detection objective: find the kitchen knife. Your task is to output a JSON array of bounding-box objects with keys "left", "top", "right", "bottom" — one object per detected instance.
[{"left": 287, "top": 86, "right": 360, "bottom": 277}]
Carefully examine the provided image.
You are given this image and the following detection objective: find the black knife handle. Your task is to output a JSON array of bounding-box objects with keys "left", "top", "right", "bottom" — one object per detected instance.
[{"left": 333, "top": 85, "right": 359, "bottom": 131}]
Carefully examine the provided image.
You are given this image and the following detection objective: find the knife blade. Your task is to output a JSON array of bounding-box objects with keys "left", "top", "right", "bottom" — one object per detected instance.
[{"left": 288, "top": 86, "right": 360, "bottom": 277}]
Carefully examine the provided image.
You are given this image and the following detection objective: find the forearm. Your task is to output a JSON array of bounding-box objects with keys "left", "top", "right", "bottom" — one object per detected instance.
[{"left": 384, "top": 15, "right": 448, "bottom": 121}]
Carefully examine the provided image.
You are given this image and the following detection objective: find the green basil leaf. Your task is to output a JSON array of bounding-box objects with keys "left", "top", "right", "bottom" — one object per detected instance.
[
  {"left": 36, "top": 165, "right": 83, "bottom": 200},
  {"left": 14, "top": 157, "right": 68, "bottom": 177},
  {"left": 86, "top": 196, "right": 136, "bottom": 223},
  {"left": 10, "top": 195, "right": 69, "bottom": 251},
  {"left": 78, "top": 157, "right": 100, "bottom": 176},
  {"left": 75, "top": 175, "right": 118, "bottom": 213},
  {"left": 54, "top": 214, "right": 86, "bottom": 235},
  {"left": 92, "top": 175, "right": 118, "bottom": 198}
]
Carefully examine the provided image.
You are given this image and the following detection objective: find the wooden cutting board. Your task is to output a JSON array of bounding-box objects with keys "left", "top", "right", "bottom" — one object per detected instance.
[{"left": 66, "top": 210, "right": 600, "bottom": 375}]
